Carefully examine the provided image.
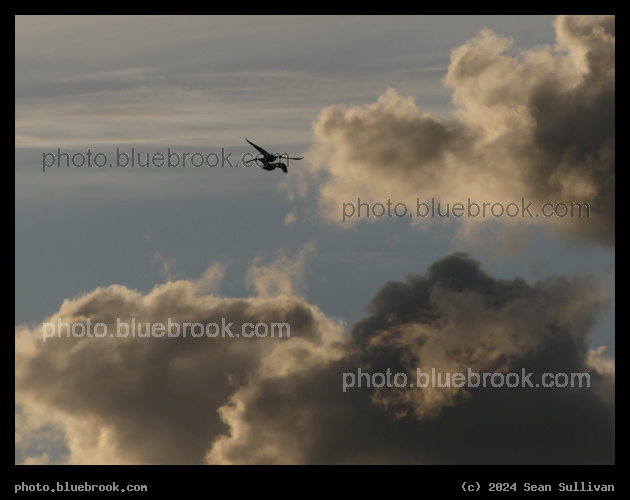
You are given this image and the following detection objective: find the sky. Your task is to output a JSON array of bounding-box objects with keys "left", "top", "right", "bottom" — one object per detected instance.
[{"left": 15, "top": 15, "right": 614, "bottom": 465}]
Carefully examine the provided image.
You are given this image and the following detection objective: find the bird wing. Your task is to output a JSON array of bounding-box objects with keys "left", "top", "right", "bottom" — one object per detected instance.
[{"left": 245, "top": 138, "right": 271, "bottom": 157}]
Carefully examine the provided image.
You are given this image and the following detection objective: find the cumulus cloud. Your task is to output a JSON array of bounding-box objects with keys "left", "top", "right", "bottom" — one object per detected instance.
[
  {"left": 296, "top": 15, "right": 614, "bottom": 247},
  {"left": 15, "top": 273, "right": 344, "bottom": 464},
  {"left": 207, "top": 253, "right": 614, "bottom": 464},
  {"left": 16, "top": 253, "right": 614, "bottom": 464}
]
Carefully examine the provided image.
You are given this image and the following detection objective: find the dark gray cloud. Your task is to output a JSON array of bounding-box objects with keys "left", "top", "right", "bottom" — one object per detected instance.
[{"left": 208, "top": 253, "right": 614, "bottom": 464}]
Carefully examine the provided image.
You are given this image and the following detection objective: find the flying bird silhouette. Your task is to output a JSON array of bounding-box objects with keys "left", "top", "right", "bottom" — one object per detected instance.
[{"left": 245, "top": 138, "right": 303, "bottom": 174}]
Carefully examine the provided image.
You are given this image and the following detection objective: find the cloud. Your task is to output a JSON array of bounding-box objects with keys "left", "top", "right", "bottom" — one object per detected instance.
[
  {"left": 586, "top": 346, "right": 615, "bottom": 404},
  {"left": 245, "top": 243, "right": 316, "bottom": 298},
  {"left": 284, "top": 210, "right": 297, "bottom": 226},
  {"left": 296, "top": 15, "right": 614, "bottom": 247},
  {"left": 207, "top": 253, "right": 614, "bottom": 464},
  {"left": 16, "top": 253, "right": 614, "bottom": 464},
  {"left": 195, "top": 261, "right": 228, "bottom": 294},
  {"left": 149, "top": 251, "right": 177, "bottom": 281},
  {"left": 15, "top": 267, "right": 344, "bottom": 464}
]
